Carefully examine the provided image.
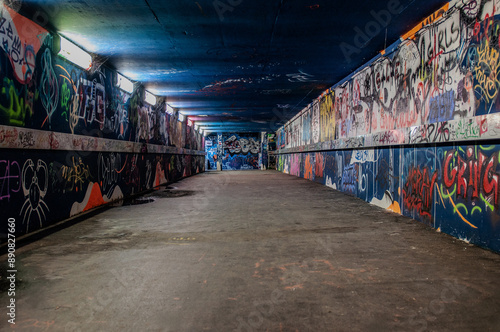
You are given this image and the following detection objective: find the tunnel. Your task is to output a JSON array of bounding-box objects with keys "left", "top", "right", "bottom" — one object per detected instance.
[{"left": 1, "top": 0, "right": 500, "bottom": 330}]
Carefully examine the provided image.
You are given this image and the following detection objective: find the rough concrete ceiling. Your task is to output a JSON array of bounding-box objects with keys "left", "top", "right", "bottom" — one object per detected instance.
[{"left": 19, "top": 0, "right": 447, "bottom": 133}]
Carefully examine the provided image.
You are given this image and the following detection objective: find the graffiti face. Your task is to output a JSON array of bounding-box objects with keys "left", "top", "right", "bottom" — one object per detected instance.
[{"left": 20, "top": 159, "right": 49, "bottom": 232}]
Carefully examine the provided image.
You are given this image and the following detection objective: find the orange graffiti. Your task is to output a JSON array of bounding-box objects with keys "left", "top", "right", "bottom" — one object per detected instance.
[
  {"left": 304, "top": 154, "right": 314, "bottom": 180},
  {"left": 83, "top": 183, "right": 106, "bottom": 212},
  {"left": 401, "top": 3, "right": 449, "bottom": 40}
]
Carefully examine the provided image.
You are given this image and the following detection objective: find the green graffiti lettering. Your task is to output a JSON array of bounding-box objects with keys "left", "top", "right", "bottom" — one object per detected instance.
[
  {"left": 471, "top": 206, "right": 482, "bottom": 215},
  {"left": 454, "top": 203, "right": 468, "bottom": 215},
  {"left": 480, "top": 193, "right": 494, "bottom": 212},
  {"left": 441, "top": 183, "right": 456, "bottom": 199},
  {"left": 0, "top": 77, "right": 33, "bottom": 126},
  {"left": 61, "top": 80, "right": 71, "bottom": 113}
]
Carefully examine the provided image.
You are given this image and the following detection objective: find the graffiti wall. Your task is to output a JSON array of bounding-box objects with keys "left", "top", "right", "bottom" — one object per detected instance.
[
  {"left": 276, "top": 0, "right": 500, "bottom": 253},
  {"left": 278, "top": 143, "right": 500, "bottom": 253},
  {"left": 0, "top": 150, "right": 204, "bottom": 234},
  {"left": 277, "top": 0, "right": 500, "bottom": 147},
  {"left": 205, "top": 135, "right": 218, "bottom": 170},
  {"left": 0, "top": 6, "right": 204, "bottom": 239},
  {"left": 205, "top": 133, "right": 262, "bottom": 170},
  {"left": 223, "top": 133, "right": 261, "bottom": 170}
]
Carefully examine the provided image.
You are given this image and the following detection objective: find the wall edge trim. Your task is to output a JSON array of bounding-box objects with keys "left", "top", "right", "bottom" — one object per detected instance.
[
  {"left": 276, "top": 113, "right": 500, "bottom": 154},
  {"left": 0, "top": 125, "right": 206, "bottom": 156}
]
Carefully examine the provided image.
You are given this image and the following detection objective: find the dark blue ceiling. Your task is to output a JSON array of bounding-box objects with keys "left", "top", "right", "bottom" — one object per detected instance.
[{"left": 19, "top": 0, "right": 447, "bottom": 133}]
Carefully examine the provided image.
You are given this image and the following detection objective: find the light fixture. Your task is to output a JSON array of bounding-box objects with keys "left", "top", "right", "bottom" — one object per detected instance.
[
  {"left": 166, "top": 104, "right": 174, "bottom": 114},
  {"left": 116, "top": 73, "right": 134, "bottom": 93},
  {"left": 58, "top": 36, "right": 92, "bottom": 70},
  {"left": 187, "top": 119, "right": 194, "bottom": 127},
  {"left": 144, "top": 90, "right": 156, "bottom": 105},
  {"left": 195, "top": 124, "right": 199, "bottom": 131},
  {"left": 178, "top": 113, "right": 185, "bottom": 122}
]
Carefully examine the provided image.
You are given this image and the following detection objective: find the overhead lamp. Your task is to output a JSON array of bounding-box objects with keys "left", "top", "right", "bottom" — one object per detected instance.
[
  {"left": 195, "top": 124, "right": 199, "bottom": 131},
  {"left": 116, "top": 73, "right": 134, "bottom": 93},
  {"left": 187, "top": 119, "right": 194, "bottom": 127},
  {"left": 178, "top": 113, "right": 185, "bottom": 122},
  {"left": 166, "top": 104, "right": 174, "bottom": 114},
  {"left": 58, "top": 36, "right": 92, "bottom": 70},
  {"left": 144, "top": 90, "right": 156, "bottom": 105}
]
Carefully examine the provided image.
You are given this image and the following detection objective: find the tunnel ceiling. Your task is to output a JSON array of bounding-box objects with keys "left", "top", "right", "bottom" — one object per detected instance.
[{"left": 19, "top": 0, "right": 447, "bottom": 133}]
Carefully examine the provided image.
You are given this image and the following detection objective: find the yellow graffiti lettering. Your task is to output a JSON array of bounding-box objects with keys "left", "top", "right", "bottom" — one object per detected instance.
[
  {"left": 474, "top": 39, "right": 500, "bottom": 104},
  {"left": 0, "top": 77, "right": 33, "bottom": 126}
]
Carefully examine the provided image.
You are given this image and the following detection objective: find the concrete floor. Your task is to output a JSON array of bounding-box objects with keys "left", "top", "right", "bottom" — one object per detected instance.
[{"left": 1, "top": 170, "right": 500, "bottom": 332}]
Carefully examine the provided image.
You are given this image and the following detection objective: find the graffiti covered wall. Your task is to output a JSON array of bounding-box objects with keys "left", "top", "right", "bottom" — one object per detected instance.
[
  {"left": 205, "top": 133, "right": 261, "bottom": 170},
  {"left": 1, "top": 150, "right": 204, "bottom": 234},
  {"left": 0, "top": 6, "right": 204, "bottom": 239},
  {"left": 278, "top": 144, "right": 500, "bottom": 253},
  {"left": 276, "top": 0, "right": 500, "bottom": 253}
]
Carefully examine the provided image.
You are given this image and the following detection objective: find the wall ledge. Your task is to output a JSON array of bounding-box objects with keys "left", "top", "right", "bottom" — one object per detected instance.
[
  {"left": 0, "top": 125, "right": 205, "bottom": 156},
  {"left": 275, "top": 113, "right": 500, "bottom": 155}
]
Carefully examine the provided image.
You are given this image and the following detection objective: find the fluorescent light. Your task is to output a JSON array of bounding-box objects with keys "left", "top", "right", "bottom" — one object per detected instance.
[
  {"left": 187, "top": 119, "right": 194, "bottom": 127},
  {"left": 58, "top": 36, "right": 92, "bottom": 70},
  {"left": 144, "top": 90, "right": 156, "bottom": 105},
  {"left": 117, "top": 73, "right": 134, "bottom": 93},
  {"left": 166, "top": 104, "right": 174, "bottom": 114},
  {"left": 195, "top": 124, "right": 199, "bottom": 131},
  {"left": 178, "top": 113, "right": 185, "bottom": 122}
]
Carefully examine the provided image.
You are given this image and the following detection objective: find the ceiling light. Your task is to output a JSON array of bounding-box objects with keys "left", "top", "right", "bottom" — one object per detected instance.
[
  {"left": 58, "top": 36, "right": 92, "bottom": 70},
  {"left": 116, "top": 73, "right": 134, "bottom": 93},
  {"left": 178, "top": 113, "right": 185, "bottom": 122},
  {"left": 144, "top": 90, "right": 156, "bottom": 105},
  {"left": 166, "top": 104, "right": 174, "bottom": 114}
]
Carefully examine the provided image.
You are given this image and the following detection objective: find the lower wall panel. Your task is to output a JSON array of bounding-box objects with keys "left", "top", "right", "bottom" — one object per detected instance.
[
  {"left": 277, "top": 142, "right": 500, "bottom": 253},
  {"left": 222, "top": 154, "right": 259, "bottom": 170},
  {"left": 0, "top": 149, "right": 205, "bottom": 239}
]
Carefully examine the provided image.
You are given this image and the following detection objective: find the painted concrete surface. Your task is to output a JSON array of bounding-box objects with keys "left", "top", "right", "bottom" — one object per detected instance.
[{"left": 1, "top": 170, "right": 500, "bottom": 331}]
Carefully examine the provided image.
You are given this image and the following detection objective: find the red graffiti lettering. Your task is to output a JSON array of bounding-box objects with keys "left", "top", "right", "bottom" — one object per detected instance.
[
  {"left": 403, "top": 166, "right": 437, "bottom": 218},
  {"left": 443, "top": 148, "right": 499, "bottom": 206}
]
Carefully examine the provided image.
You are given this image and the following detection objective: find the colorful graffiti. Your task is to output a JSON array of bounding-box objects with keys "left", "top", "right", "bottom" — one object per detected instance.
[
  {"left": 224, "top": 134, "right": 260, "bottom": 155},
  {"left": 275, "top": 1, "right": 500, "bottom": 253},
  {"left": 0, "top": 150, "right": 204, "bottom": 237},
  {"left": 206, "top": 133, "right": 262, "bottom": 170},
  {"left": 278, "top": 144, "right": 500, "bottom": 253},
  {"left": 0, "top": 6, "right": 205, "bottom": 239},
  {"left": 0, "top": 159, "right": 21, "bottom": 201},
  {"left": 0, "top": 5, "right": 203, "bottom": 148},
  {"left": 403, "top": 165, "right": 438, "bottom": 220},
  {"left": 278, "top": 1, "right": 500, "bottom": 150},
  {"left": 0, "top": 5, "right": 49, "bottom": 84},
  {"left": 319, "top": 91, "right": 335, "bottom": 141},
  {"left": 441, "top": 146, "right": 500, "bottom": 229}
]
